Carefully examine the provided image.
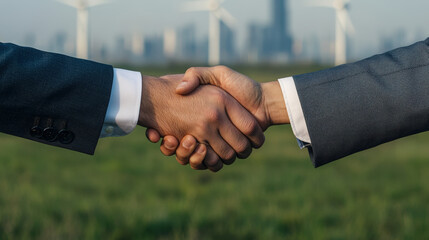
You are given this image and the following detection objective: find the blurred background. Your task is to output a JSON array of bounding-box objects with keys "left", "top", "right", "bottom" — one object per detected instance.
[
  {"left": 1, "top": 0, "right": 429, "bottom": 239},
  {"left": 1, "top": 0, "right": 428, "bottom": 65}
]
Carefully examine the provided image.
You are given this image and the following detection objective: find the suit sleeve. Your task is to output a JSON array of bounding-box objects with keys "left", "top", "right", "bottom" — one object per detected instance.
[
  {"left": 293, "top": 38, "right": 429, "bottom": 167},
  {"left": 0, "top": 43, "right": 114, "bottom": 154}
]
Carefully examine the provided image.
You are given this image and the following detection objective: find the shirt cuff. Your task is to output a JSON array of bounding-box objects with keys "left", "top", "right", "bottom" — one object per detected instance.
[
  {"left": 278, "top": 77, "right": 312, "bottom": 148},
  {"left": 100, "top": 68, "right": 142, "bottom": 138}
]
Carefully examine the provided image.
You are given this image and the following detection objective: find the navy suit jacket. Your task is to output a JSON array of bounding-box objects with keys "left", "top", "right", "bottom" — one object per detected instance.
[
  {"left": 294, "top": 38, "right": 429, "bottom": 167},
  {"left": 0, "top": 43, "right": 113, "bottom": 154}
]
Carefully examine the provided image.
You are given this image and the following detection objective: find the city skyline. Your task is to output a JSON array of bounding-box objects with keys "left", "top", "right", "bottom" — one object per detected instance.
[{"left": 1, "top": 0, "right": 428, "bottom": 64}]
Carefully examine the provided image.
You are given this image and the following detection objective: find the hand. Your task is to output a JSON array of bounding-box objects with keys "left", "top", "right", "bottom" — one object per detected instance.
[
  {"left": 139, "top": 74, "right": 265, "bottom": 172},
  {"left": 147, "top": 67, "right": 289, "bottom": 168}
]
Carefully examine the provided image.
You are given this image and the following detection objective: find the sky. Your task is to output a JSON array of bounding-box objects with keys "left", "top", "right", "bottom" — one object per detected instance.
[{"left": 0, "top": 0, "right": 428, "bottom": 60}]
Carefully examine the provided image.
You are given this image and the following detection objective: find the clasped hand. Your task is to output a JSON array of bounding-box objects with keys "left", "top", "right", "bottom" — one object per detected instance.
[{"left": 139, "top": 67, "right": 289, "bottom": 172}]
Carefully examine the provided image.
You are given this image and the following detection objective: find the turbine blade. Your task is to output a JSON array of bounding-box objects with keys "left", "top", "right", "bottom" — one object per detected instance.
[
  {"left": 344, "top": 11, "right": 355, "bottom": 34},
  {"left": 337, "top": 9, "right": 355, "bottom": 34},
  {"left": 54, "top": 0, "right": 77, "bottom": 8},
  {"left": 215, "top": 8, "right": 235, "bottom": 28},
  {"left": 88, "top": 0, "right": 112, "bottom": 7},
  {"left": 337, "top": 10, "right": 347, "bottom": 31},
  {"left": 182, "top": 1, "right": 211, "bottom": 12}
]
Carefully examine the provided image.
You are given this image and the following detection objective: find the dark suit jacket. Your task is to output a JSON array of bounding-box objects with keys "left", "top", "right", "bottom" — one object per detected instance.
[
  {"left": 294, "top": 38, "right": 429, "bottom": 167},
  {"left": 0, "top": 43, "right": 113, "bottom": 154}
]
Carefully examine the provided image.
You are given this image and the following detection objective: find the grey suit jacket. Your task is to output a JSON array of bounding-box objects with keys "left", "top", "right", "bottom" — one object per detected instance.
[
  {"left": 294, "top": 38, "right": 429, "bottom": 167},
  {"left": 0, "top": 43, "right": 113, "bottom": 154}
]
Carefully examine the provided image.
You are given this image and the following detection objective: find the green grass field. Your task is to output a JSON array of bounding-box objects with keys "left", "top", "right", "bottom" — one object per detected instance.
[{"left": 2, "top": 66, "right": 429, "bottom": 240}]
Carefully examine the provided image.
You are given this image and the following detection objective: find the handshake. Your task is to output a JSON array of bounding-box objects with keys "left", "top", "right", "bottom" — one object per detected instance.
[
  {"left": 2, "top": 41, "right": 425, "bottom": 168},
  {"left": 138, "top": 66, "right": 290, "bottom": 172}
]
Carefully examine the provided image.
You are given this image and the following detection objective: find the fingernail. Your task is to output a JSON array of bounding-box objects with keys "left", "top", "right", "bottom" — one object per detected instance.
[
  {"left": 196, "top": 145, "right": 206, "bottom": 154},
  {"left": 176, "top": 82, "right": 188, "bottom": 90},
  {"left": 164, "top": 140, "right": 175, "bottom": 150},
  {"left": 182, "top": 139, "right": 193, "bottom": 149}
]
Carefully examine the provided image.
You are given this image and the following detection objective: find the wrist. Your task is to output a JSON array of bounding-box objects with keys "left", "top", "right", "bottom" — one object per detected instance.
[
  {"left": 138, "top": 75, "right": 158, "bottom": 128},
  {"left": 261, "top": 81, "right": 290, "bottom": 125}
]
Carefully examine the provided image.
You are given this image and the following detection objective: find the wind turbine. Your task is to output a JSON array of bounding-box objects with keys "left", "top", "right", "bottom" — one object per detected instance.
[
  {"left": 309, "top": 0, "right": 355, "bottom": 65},
  {"left": 54, "top": 0, "right": 112, "bottom": 59},
  {"left": 182, "top": 0, "right": 236, "bottom": 66}
]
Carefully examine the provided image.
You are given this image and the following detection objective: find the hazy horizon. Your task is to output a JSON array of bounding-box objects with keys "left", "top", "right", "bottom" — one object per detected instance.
[{"left": 1, "top": 0, "right": 428, "bottom": 62}]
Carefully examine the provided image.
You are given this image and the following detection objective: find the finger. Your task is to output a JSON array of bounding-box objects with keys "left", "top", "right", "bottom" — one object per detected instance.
[
  {"left": 146, "top": 128, "right": 161, "bottom": 143},
  {"left": 175, "top": 135, "right": 199, "bottom": 165},
  {"left": 159, "top": 136, "right": 179, "bottom": 156},
  {"left": 207, "top": 131, "right": 237, "bottom": 165},
  {"left": 218, "top": 120, "right": 252, "bottom": 160},
  {"left": 176, "top": 67, "right": 219, "bottom": 95},
  {"left": 224, "top": 97, "right": 265, "bottom": 149},
  {"left": 189, "top": 144, "right": 208, "bottom": 170},
  {"left": 203, "top": 147, "right": 224, "bottom": 172}
]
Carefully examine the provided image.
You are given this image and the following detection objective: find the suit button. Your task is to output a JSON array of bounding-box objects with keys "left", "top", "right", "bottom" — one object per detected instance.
[
  {"left": 105, "top": 126, "right": 114, "bottom": 135},
  {"left": 43, "top": 127, "right": 58, "bottom": 142},
  {"left": 30, "top": 126, "right": 43, "bottom": 138},
  {"left": 57, "top": 129, "right": 75, "bottom": 144}
]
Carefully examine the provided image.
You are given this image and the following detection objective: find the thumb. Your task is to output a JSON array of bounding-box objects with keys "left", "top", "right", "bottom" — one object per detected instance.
[{"left": 176, "top": 67, "right": 218, "bottom": 95}]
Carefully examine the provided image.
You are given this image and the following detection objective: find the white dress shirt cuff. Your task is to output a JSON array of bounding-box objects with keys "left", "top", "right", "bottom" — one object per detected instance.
[
  {"left": 278, "top": 77, "right": 312, "bottom": 148},
  {"left": 100, "top": 68, "right": 142, "bottom": 138}
]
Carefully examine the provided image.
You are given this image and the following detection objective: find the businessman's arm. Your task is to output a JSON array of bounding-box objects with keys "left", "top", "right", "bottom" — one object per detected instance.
[
  {"left": 0, "top": 42, "right": 114, "bottom": 154},
  {"left": 153, "top": 37, "right": 429, "bottom": 168},
  {"left": 292, "top": 38, "right": 429, "bottom": 166},
  {"left": 0, "top": 43, "right": 264, "bottom": 171}
]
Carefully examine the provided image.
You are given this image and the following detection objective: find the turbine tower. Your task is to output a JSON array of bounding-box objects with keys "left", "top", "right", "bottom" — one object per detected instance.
[
  {"left": 54, "top": 0, "right": 111, "bottom": 59},
  {"left": 309, "top": 0, "right": 354, "bottom": 65},
  {"left": 182, "top": 0, "right": 236, "bottom": 65}
]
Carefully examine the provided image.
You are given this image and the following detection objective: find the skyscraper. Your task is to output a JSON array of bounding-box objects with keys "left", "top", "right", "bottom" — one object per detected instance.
[
  {"left": 220, "top": 21, "right": 237, "bottom": 63},
  {"left": 177, "top": 24, "right": 198, "bottom": 61},
  {"left": 246, "top": 23, "right": 266, "bottom": 62},
  {"left": 246, "top": 0, "right": 293, "bottom": 62},
  {"left": 269, "top": 0, "right": 293, "bottom": 58}
]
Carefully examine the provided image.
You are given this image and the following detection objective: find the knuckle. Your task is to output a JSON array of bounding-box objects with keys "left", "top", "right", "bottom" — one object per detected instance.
[
  {"left": 237, "top": 147, "right": 252, "bottom": 159},
  {"left": 195, "top": 122, "right": 210, "bottom": 134},
  {"left": 221, "top": 149, "right": 236, "bottom": 163},
  {"left": 223, "top": 156, "right": 236, "bottom": 165},
  {"left": 242, "top": 119, "right": 259, "bottom": 136},
  {"left": 205, "top": 109, "right": 222, "bottom": 123},
  {"left": 236, "top": 141, "right": 251, "bottom": 156},
  {"left": 253, "top": 134, "right": 265, "bottom": 149},
  {"left": 211, "top": 89, "right": 227, "bottom": 103},
  {"left": 185, "top": 67, "right": 199, "bottom": 76},
  {"left": 215, "top": 65, "right": 229, "bottom": 73}
]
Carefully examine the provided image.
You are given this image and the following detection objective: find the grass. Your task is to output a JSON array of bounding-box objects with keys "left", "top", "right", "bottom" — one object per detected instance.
[{"left": 1, "top": 65, "right": 429, "bottom": 239}]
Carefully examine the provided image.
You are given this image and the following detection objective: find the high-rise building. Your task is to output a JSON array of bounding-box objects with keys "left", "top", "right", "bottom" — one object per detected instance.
[
  {"left": 246, "top": 0, "right": 293, "bottom": 63},
  {"left": 246, "top": 24, "right": 266, "bottom": 62},
  {"left": 268, "top": 0, "right": 293, "bottom": 58},
  {"left": 177, "top": 24, "right": 198, "bottom": 61},
  {"left": 220, "top": 21, "right": 236, "bottom": 63},
  {"left": 50, "top": 32, "right": 67, "bottom": 54},
  {"left": 113, "top": 36, "right": 129, "bottom": 63},
  {"left": 144, "top": 35, "right": 165, "bottom": 64}
]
